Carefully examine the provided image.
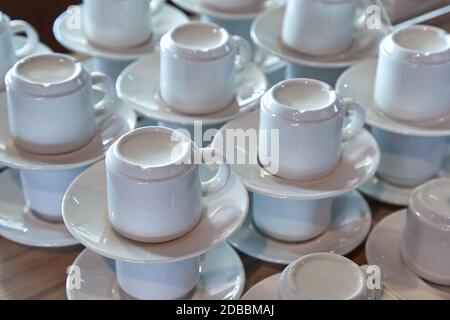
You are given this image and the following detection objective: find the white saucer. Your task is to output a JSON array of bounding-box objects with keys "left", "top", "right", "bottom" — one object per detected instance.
[
  {"left": 53, "top": 4, "right": 188, "bottom": 60},
  {"left": 116, "top": 53, "right": 267, "bottom": 126},
  {"left": 212, "top": 111, "right": 380, "bottom": 200},
  {"left": 0, "top": 170, "right": 79, "bottom": 248},
  {"left": 241, "top": 273, "right": 400, "bottom": 300},
  {"left": 62, "top": 161, "right": 249, "bottom": 263},
  {"left": 252, "top": 6, "right": 386, "bottom": 68},
  {"left": 359, "top": 175, "right": 412, "bottom": 207},
  {"left": 173, "top": 0, "right": 285, "bottom": 19},
  {"left": 366, "top": 210, "right": 450, "bottom": 300},
  {"left": 230, "top": 191, "right": 372, "bottom": 265},
  {"left": 0, "top": 94, "right": 136, "bottom": 170},
  {"left": 67, "top": 244, "right": 245, "bottom": 300},
  {"left": 336, "top": 59, "right": 450, "bottom": 137}
]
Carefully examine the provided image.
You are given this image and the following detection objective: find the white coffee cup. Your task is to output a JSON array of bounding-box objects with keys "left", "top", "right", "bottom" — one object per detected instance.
[
  {"left": 115, "top": 256, "right": 199, "bottom": 300},
  {"left": 282, "top": 0, "right": 358, "bottom": 55},
  {"left": 259, "top": 78, "right": 365, "bottom": 181},
  {"left": 105, "top": 126, "right": 230, "bottom": 242},
  {"left": 252, "top": 192, "right": 332, "bottom": 242},
  {"left": 279, "top": 253, "right": 371, "bottom": 300},
  {"left": 0, "top": 12, "right": 38, "bottom": 91},
  {"left": 203, "top": 0, "right": 262, "bottom": 11},
  {"left": 371, "top": 128, "right": 447, "bottom": 187},
  {"left": 374, "top": 25, "right": 450, "bottom": 123},
  {"left": 401, "top": 178, "right": 450, "bottom": 285},
  {"left": 19, "top": 166, "right": 88, "bottom": 222},
  {"left": 160, "top": 21, "right": 251, "bottom": 115},
  {"left": 6, "top": 53, "right": 115, "bottom": 155},
  {"left": 82, "top": 0, "right": 164, "bottom": 49}
]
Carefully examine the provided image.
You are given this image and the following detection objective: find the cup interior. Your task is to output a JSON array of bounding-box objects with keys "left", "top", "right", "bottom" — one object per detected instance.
[
  {"left": 171, "top": 23, "right": 228, "bottom": 51},
  {"left": 117, "top": 127, "right": 192, "bottom": 169},
  {"left": 16, "top": 54, "right": 78, "bottom": 84},
  {"left": 285, "top": 254, "right": 365, "bottom": 300},
  {"left": 393, "top": 27, "right": 449, "bottom": 54},
  {"left": 273, "top": 79, "right": 335, "bottom": 111}
]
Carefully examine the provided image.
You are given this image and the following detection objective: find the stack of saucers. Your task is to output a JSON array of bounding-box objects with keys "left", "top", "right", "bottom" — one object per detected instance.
[
  {"left": 172, "top": 0, "right": 286, "bottom": 86},
  {"left": 242, "top": 252, "right": 399, "bottom": 300},
  {"left": 63, "top": 127, "right": 249, "bottom": 300},
  {"left": 0, "top": 53, "right": 136, "bottom": 248},
  {"left": 116, "top": 21, "right": 267, "bottom": 146},
  {"left": 212, "top": 78, "right": 380, "bottom": 265},
  {"left": 366, "top": 178, "right": 450, "bottom": 299},
  {"left": 251, "top": 0, "right": 390, "bottom": 85},
  {"left": 52, "top": 0, "right": 188, "bottom": 81},
  {"left": 337, "top": 25, "right": 450, "bottom": 206}
]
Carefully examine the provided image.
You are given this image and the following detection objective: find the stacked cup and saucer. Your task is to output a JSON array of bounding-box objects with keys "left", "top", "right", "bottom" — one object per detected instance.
[
  {"left": 251, "top": 0, "right": 390, "bottom": 85},
  {"left": 366, "top": 178, "right": 450, "bottom": 299},
  {"left": 53, "top": 0, "right": 189, "bottom": 82},
  {"left": 337, "top": 25, "right": 450, "bottom": 206},
  {"left": 0, "top": 53, "right": 136, "bottom": 248},
  {"left": 63, "top": 127, "right": 249, "bottom": 300},
  {"left": 242, "top": 252, "right": 399, "bottom": 300},
  {"left": 212, "top": 78, "right": 380, "bottom": 265},
  {"left": 172, "top": 0, "right": 286, "bottom": 86},
  {"left": 116, "top": 21, "right": 267, "bottom": 145}
]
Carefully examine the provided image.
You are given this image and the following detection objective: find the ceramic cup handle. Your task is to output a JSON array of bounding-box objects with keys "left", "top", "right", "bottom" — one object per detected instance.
[
  {"left": 200, "top": 147, "right": 230, "bottom": 196},
  {"left": 90, "top": 72, "right": 115, "bottom": 117},
  {"left": 150, "top": 0, "right": 164, "bottom": 14},
  {"left": 342, "top": 98, "right": 365, "bottom": 142},
  {"left": 231, "top": 35, "right": 252, "bottom": 71},
  {"left": 9, "top": 20, "right": 39, "bottom": 59}
]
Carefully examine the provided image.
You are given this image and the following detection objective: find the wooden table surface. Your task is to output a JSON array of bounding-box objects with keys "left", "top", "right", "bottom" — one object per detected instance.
[{"left": 0, "top": 194, "right": 400, "bottom": 299}]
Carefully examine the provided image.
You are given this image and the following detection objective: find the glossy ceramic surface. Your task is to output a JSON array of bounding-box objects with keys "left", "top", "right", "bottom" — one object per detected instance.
[
  {"left": 62, "top": 161, "right": 248, "bottom": 263},
  {"left": 212, "top": 111, "right": 380, "bottom": 200},
  {"left": 116, "top": 52, "right": 267, "bottom": 126}
]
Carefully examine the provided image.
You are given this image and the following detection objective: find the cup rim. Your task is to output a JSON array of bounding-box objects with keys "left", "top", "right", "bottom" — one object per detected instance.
[
  {"left": 408, "top": 178, "right": 450, "bottom": 227},
  {"left": 261, "top": 78, "right": 343, "bottom": 123},
  {"left": 381, "top": 25, "right": 450, "bottom": 65},
  {"left": 5, "top": 53, "right": 90, "bottom": 96},
  {"left": 279, "top": 252, "right": 367, "bottom": 300},
  {"left": 106, "top": 126, "right": 199, "bottom": 181},
  {"left": 160, "top": 21, "right": 233, "bottom": 61}
]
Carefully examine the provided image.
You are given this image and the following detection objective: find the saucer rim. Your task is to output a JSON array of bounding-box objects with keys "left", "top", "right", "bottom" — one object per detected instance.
[
  {"left": 53, "top": 4, "right": 189, "bottom": 60},
  {"left": 358, "top": 175, "right": 411, "bottom": 207},
  {"left": 62, "top": 161, "right": 249, "bottom": 263},
  {"left": 336, "top": 58, "right": 450, "bottom": 137},
  {"left": 172, "top": 0, "right": 285, "bottom": 20},
  {"left": 0, "top": 96, "right": 137, "bottom": 171},
  {"left": 66, "top": 243, "right": 245, "bottom": 300},
  {"left": 251, "top": 6, "right": 384, "bottom": 68},
  {"left": 229, "top": 190, "right": 372, "bottom": 265},
  {"left": 116, "top": 53, "right": 267, "bottom": 126},
  {"left": 0, "top": 169, "right": 80, "bottom": 248}
]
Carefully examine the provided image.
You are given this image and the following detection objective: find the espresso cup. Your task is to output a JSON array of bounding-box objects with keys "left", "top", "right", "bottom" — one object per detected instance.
[
  {"left": 20, "top": 166, "right": 88, "bottom": 222},
  {"left": 401, "top": 178, "right": 450, "bottom": 285},
  {"left": 105, "top": 126, "right": 230, "bottom": 242},
  {"left": 371, "top": 128, "right": 447, "bottom": 187},
  {"left": 115, "top": 256, "right": 199, "bottom": 300},
  {"left": 160, "top": 21, "right": 251, "bottom": 115},
  {"left": 374, "top": 25, "right": 450, "bottom": 123},
  {"left": 282, "top": 0, "right": 358, "bottom": 55},
  {"left": 204, "top": 0, "right": 263, "bottom": 11},
  {"left": 0, "top": 12, "right": 38, "bottom": 91},
  {"left": 279, "top": 253, "right": 371, "bottom": 300},
  {"left": 82, "top": 0, "right": 164, "bottom": 49},
  {"left": 252, "top": 192, "right": 332, "bottom": 242},
  {"left": 6, "top": 53, "right": 115, "bottom": 155},
  {"left": 259, "top": 78, "right": 365, "bottom": 181}
]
